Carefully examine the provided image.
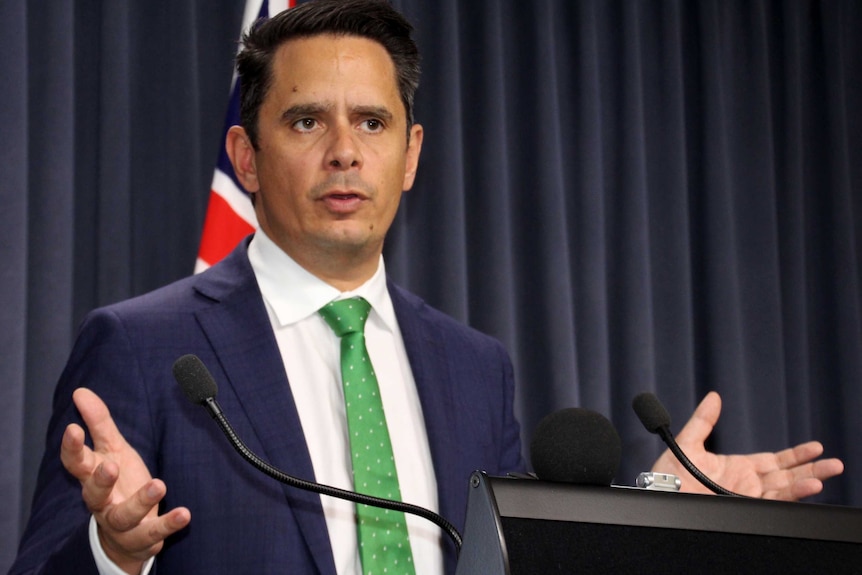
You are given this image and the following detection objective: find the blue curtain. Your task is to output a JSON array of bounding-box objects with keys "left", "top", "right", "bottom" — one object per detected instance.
[{"left": 2, "top": 0, "right": 860, "bottom": 570}]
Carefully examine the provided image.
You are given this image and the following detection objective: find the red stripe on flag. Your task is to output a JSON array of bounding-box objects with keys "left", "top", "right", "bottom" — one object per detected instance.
[
  {"left": 197, "top": 191, "right": 256, "bottom": 266},
  {"left": 196, "top": 0, "right": 295, "bottom": 271}
]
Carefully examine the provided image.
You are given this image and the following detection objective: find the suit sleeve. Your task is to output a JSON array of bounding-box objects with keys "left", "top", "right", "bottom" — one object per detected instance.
[{"left": 9, "top": 308, "right": 157, "bottom": 575}]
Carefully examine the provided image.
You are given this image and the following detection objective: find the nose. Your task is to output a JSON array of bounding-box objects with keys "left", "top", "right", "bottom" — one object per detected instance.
[{"left": 325, "top": 123, "right": 362, "bottom": 170}]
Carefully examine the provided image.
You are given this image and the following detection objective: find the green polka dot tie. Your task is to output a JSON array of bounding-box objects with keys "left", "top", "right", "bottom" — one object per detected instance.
[{"left": 319, "top": 297, "right": 416, "bottom": 575}]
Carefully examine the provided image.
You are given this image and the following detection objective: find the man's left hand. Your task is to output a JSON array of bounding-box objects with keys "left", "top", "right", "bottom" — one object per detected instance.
[{"left": 651, "top": 391, "right": 844, "bottom": 500}]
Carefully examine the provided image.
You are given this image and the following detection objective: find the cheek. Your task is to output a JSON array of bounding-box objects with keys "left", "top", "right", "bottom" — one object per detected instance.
[
  {"left": 380, "top": 190, "right": 404, "bottom": 225},
  {"left": 259, "top": 161, "right": 308, "bottom": 203},
  {"left": 378, "top": 153, "right": 409, "bottom": 190}
]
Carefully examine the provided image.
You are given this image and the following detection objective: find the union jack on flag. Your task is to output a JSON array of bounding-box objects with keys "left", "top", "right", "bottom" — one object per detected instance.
[{"left": 195, "top": 0, "right": 295, "bottom": 272}]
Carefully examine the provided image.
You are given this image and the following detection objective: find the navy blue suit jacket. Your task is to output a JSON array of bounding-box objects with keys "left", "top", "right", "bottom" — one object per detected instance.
[{"left": 12, "top": 239, "right": 524, "bottom": 575}]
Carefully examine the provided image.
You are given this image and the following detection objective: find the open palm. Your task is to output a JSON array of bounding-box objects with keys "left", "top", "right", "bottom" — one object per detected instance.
[{"left": 651, "top": 392, "right": 844, "bottom": 500}]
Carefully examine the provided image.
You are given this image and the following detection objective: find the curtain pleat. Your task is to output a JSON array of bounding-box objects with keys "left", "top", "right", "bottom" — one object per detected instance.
[{"left": 0, "top": 1, "right": 30, "bottom": 569}]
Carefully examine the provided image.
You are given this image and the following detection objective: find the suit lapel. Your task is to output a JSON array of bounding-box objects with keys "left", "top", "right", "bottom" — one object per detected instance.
[
  {"left": 192, "top": 242, "right": 337, "bottom": 575},
  {"left": 389, "top": 283, "right": 462, "bottom": 569}
]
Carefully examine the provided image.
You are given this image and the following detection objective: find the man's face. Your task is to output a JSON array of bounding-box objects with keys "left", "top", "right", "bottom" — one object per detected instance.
[{"left": 229, "top": 34, "right": 423, "bottom": 285}]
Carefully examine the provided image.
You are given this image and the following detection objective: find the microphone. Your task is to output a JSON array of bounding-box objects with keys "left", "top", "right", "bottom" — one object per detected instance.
[
  {"left": 632, "top": 392, "right": 744, "bottom": 497},
  {"left": 172, "top": 353, "right": 463, "bottom": 550},
  {"left": 529, "top": 407, "right": 621, "bottom": 485}
]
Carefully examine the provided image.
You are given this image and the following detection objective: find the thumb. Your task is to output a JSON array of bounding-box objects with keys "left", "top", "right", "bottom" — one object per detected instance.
[{"left": 674, "top": 391, "right": 722, "bottom": 448}]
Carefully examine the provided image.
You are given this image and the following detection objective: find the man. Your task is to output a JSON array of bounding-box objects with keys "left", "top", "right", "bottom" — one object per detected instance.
[{"left": 10, "top": 1, "right": 843, "bottom": 574}]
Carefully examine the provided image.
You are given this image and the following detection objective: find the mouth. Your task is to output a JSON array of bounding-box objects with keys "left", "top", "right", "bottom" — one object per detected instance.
[{"left": 319, "top": 190, "right": 367, "bottom": 213}]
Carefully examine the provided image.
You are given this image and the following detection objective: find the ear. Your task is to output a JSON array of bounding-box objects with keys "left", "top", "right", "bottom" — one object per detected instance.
[
  {"left": 225, "top": 126, "right": 260, "bottom": 192},
  {"left": 402, "top": 123, "right": 424, "bottom": 191}
]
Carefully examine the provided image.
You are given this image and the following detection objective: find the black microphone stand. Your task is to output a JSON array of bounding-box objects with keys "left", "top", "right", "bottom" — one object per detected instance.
[
  {"left": 653, "top": 424, "right": 744, "bottom": 497},
  {"left": 200, "top": 395, "right": 464, "bottom": 550}
]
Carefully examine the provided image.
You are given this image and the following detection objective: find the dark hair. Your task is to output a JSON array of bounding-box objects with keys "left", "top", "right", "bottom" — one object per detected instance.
[{"left": 236, "top": 0, "right": 421, "bottom": 148}]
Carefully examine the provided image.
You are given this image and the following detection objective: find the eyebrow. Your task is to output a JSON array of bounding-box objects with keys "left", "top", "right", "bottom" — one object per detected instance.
[
  {"left": 352, "top": 105, "right": 394, "bottom": 123},
  {"left": 281, "top": 103, "right": 332, "bottom": 122},
  {"left": 280, "top": 103, "right": 394, "bottom": 123}
]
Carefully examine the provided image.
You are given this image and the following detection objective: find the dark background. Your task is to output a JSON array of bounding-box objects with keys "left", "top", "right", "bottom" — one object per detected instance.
[{"left": 2, "top": 1, "right": 860, "bottom": 570}]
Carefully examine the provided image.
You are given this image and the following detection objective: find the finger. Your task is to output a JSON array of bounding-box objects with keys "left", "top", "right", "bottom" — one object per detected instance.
[
  {"left": 781, "top": 457, "right": 845, "bottom": 483},
  {"left": 774, "top": 441, "right": 824, "bottom": 469},
  {"left": 811, "top": 457, "right": 845, "bottom": 481},
  {"left": 98, "top": 506, "right": 192, "bottom": 565},
  {"left": 81, "top": 460, "right": 121, "bottom": 513},
  {"left": 129, "top": 507, "right": 192, "bottom": 551},
  {"left": 788, "top": 477, "right": 824, "bottom": 500},
  {"left": 760, "top": 458, "right": 844, "bottom": 500},
  {"left": 762, "top": 477, "right": 823, "bottom": 501},
  {"left": 151, "top": 507, "right": 192, "bottom": 540},
  {"left": 72, "top": 388, "right": 127, "bottom": 453},
  {"left": 675, "top": 391, "right": 722, "bottom": 447},
  {"left": 103, "top": 480, "right": 167, "bottom": 532},
  {"left": 60, "top": 423, "right": 99, "bottom": 480},
  {"left": 773, "top": 443, "right": 844, "bottom": 478}
]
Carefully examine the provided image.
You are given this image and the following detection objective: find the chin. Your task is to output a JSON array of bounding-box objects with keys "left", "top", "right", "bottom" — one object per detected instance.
[{"left": 316, "top": 230, "right": 379, "bottom": 252}]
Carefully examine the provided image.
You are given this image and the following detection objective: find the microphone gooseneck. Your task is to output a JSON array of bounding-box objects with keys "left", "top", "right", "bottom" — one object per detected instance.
[
  {"left": 530, "top": 407, "right": 622, "bottom": 486},
  {"left": 172, "top": 354, "right": 463, "bottom": 551},
  {"left": 632, "top": 392, "right": 745, "bottom": 497}
]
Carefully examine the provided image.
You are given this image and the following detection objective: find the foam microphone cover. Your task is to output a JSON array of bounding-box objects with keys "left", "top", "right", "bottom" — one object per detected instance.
[
  {"left": 632, "top": 392, "right": 672, "bottom": 434},
  {"left": 173, "top": 354, "right": 219, "bottom": 405},
  {"left": 530, "top": 407, "right": 622, "bottom": 485}
]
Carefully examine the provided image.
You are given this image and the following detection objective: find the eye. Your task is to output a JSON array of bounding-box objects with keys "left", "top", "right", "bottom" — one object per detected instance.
[
  {"left": 293, "top": 118, "right": 318, "bottom": 132},
  {"left": 361, "top": 119, "right": 384, "bottom": 133}
]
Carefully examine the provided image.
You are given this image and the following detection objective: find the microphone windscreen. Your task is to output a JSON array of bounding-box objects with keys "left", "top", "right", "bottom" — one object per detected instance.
[
  {"left": 632, "top": 392, "right": 671, "bottom": 434},
  {"left": 173, "top": 354, "right": 218, "bottom": 404},
  {"left": 529, "top": 407, "right": 621, "bottom": 486}
]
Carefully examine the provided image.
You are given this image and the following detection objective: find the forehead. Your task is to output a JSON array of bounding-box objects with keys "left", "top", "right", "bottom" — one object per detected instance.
[{"left": 267, "top": 34, "right": 402, "bottom": 109}]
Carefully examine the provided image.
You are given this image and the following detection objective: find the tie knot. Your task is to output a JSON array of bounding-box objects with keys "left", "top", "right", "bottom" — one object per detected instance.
[{"left": 319, "top": 297, "right": 372, "bottom": 337}]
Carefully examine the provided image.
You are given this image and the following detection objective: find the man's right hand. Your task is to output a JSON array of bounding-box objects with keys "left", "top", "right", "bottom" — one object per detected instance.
[{"left": 60, "top": 388, "right": 191, "bottom": 575}]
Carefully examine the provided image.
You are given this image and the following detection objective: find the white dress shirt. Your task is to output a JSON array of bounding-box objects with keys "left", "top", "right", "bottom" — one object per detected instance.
[{"left": 248, "top": 231, "right": 442, "bottom": 575}]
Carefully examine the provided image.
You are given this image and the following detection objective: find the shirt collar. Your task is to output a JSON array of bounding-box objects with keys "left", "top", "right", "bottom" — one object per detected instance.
[{"left": 248, "top": 230, "right": 397, "bottom": 332}]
